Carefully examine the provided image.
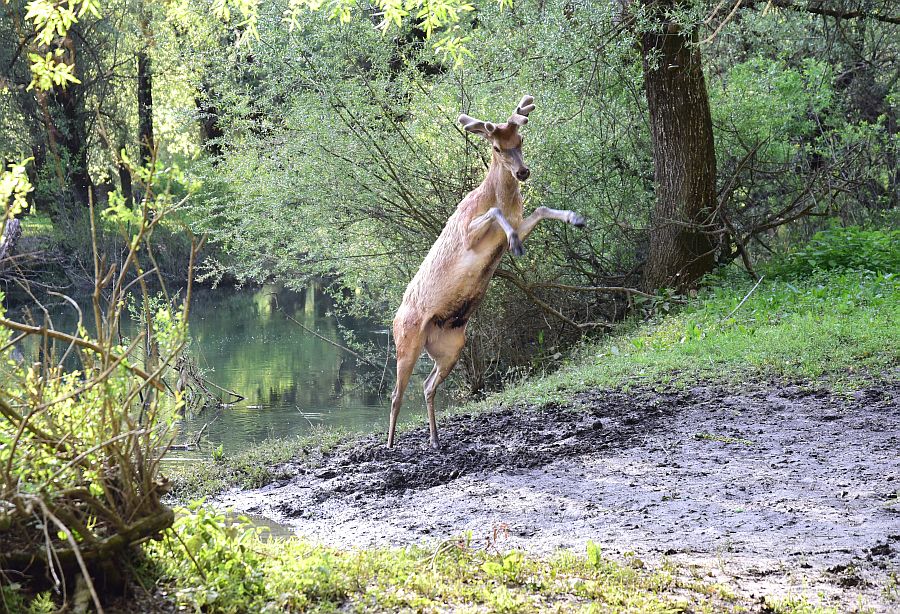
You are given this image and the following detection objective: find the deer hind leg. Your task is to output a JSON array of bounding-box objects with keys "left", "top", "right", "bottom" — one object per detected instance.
[
  {"left": 388, "top": 312, "right": 425, "bottom": 448},
  {"left": 423, "top": 325, "right": 466, "bottom": 450}
]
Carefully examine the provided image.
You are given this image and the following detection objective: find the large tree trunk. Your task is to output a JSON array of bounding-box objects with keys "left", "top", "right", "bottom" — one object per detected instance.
[
  {"left": 137, "top": 4, "right": 155, "bottom": 165},
  {"left": 641, "top": 19, "right": 718, "bottom": 292}
]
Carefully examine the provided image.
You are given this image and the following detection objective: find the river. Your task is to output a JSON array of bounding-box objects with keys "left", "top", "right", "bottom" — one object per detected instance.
[{"left": 176, "top": 284, "right": 394, "bottom": 453}]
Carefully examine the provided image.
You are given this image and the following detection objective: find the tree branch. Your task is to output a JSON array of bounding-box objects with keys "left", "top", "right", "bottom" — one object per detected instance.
[{"left": 763, "top": 0, "right": 900, "bottom": 25}]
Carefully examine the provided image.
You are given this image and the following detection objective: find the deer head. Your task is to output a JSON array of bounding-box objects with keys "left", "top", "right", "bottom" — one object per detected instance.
[{"left": 459, "top": 95, "right": 535, "bottom": 182}]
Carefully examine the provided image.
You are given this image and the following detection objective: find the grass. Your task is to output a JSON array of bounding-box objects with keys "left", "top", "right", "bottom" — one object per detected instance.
[
  {"left": 478, "top": 267, "right": 898, "bottom": 410},
  {"left": 131, "top": 506, "right": 746, "bottom": 613},
  {"left": 165, "top": 426, "right": 349, "bottom": 501}
]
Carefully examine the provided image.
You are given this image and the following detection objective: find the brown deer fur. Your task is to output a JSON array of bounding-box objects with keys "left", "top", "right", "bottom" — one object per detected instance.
[{"left": 388, "top": 96, "right": 586, "bottom": 449}]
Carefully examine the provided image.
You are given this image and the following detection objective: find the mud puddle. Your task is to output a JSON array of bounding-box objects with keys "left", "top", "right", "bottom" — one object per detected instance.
[{"left": 218, "top": 382, "right": 900, "bottom": 611}]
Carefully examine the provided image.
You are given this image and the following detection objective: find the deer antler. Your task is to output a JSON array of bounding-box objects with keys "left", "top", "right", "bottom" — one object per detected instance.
[
  {"left": 507, "top": 95, "right": 535, "bottom": 127},
  {"left": 459, "top": 114, "right": 496, "bottom": 137}
]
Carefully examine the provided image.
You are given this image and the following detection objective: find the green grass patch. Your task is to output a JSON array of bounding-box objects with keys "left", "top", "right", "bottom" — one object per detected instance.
[
  {"left": 18, "top": 211, "right": 55, "bottom": 238},
  {"left": 478, "top": 268, "right": 898, "bottom": 410},
  {"left": 137, "top": 505, "right": 741, "bottom": 613},
  {"left": 164, "top": 427, "right": 349, "bottom": 501}
]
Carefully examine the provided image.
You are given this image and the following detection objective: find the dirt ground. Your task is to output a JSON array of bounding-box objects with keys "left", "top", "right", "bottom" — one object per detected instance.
[{"left": 219, "top": 381, "right": 900, "bottom": 612}]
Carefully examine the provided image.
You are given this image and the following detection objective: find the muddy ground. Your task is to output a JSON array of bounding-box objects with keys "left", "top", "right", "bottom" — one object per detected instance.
[{"left": 219, "top": 381, "right": 900, "bottom": 611}]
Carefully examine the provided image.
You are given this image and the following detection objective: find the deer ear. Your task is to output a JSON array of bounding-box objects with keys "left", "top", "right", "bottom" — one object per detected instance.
[{"left": 459, "top": 114, "right": 496, "bottom": 139}]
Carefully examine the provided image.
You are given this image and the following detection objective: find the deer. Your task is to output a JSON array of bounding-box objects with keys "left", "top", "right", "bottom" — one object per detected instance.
[{"left": 387, "top": 95, "right": 586, "bottom": 450}]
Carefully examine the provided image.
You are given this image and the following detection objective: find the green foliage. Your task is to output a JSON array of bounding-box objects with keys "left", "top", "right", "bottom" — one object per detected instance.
[
  {"left": 148, "top": 505, "right": 733, "bottom": 612},
  {"left": 766, "top": 226, "right": 900, "bottom": 278},
  {"left": 149, "top": 504, "right": 271, "bottom": 612},
  {"left": 0, "top": 161, "right": 197, "bottom": 606},
  {"left": 712, "top": 57, "right": 835, "bottom": 163},
  {"left": 0, "top": 586, "right": 55, "bottom": 614},
  {"left": 0, "top": 158, "right": 33, "bottom": 216}
]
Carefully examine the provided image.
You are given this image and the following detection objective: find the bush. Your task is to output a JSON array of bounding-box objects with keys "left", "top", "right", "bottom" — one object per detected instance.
[
  {"left": 767, "top": 226, "right": 899, "bottom": 278},
  {"left": 1, "top": 160, "right": 200, "bottom": 610}
]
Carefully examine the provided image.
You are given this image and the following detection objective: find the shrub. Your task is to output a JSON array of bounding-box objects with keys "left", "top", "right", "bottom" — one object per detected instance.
[
  {"left": 1, "top": 160, "right": 201, "bottom": 610},
  {"left": 767, "top": 226, "right": 899, "bottom": 278}
]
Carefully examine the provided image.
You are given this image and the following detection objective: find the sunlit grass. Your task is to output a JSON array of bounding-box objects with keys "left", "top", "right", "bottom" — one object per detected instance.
[
  {"left": 137, "top": 507, "right": 741, "bottom": 613},
  {"left": 477, "top": 269, "right": 898, "bottom": 410}
]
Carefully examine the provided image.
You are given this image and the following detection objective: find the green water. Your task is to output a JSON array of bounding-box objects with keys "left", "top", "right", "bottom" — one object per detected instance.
[{"left": 177, "top": 285, "right": 391, "bottom": 453}]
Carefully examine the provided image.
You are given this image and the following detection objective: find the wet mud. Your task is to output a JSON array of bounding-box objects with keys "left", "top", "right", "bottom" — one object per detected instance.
[{"left": 219, "top": 381, "right": 900, "bottom": 611}]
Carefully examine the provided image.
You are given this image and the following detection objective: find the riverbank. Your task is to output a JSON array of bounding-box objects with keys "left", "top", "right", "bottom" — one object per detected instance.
[{"left": 152, "top": 268, "right": 900, "bottom": 612}]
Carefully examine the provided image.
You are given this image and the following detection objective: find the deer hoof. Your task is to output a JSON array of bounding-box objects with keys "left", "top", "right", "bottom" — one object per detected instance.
[
  {"left": 430, "top": 437, "right": 441, "bottom": 450},
  {"left": 570, "top": 213, "right": 586, "bottom": 228},
  {"left": 509, "top": 234, "right": 525, "bottom": 257}
]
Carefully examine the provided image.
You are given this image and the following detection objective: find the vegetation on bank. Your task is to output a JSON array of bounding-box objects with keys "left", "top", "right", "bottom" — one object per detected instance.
[
  {"left": 165, "top": 427, "right": 349, "bottom": 502},
  {"left": 488, "top": 260, "right": 898, "bottom": 410},
  {"left": 136, "top": 505, "right": 775, "bottom": 613}
]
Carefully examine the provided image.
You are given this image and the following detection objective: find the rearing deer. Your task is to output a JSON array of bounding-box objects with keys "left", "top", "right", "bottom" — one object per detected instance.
[{"left": 388, "top": 95, "right": 586, "bottom": 450}]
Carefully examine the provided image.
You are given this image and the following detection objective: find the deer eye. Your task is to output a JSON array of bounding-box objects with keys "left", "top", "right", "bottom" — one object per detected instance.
[{"left": 493, "top": 145, "right": 501, "bottom": 153}]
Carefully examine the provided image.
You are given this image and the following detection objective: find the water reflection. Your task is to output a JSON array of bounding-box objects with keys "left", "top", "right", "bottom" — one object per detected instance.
[{"left": 179, "top": 285, "right": 390, "bottom": 452}]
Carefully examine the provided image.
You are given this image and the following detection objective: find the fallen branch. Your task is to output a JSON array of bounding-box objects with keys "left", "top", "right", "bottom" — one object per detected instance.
[
  {"left": 0, "top": 218, "right": 22, "bottom": 266},
  {"left": 723, "top": 275, "right": 765, "bottom": 320},
  {"left": 0, "top": 504, "right": 175, "bottom": 574}
]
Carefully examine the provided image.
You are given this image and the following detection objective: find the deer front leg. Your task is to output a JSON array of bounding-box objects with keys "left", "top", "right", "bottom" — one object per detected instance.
[
  {"left": 467, "top": 207, "right": 524, "bottom": 256},
  {"left": 517, "top": 206, "right": 585, "bottom": 242}
]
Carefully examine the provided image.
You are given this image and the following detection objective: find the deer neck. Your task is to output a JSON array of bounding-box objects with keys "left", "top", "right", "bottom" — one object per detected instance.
[{"left": 484, "top": 153, "right": 521, "bottom": 212}]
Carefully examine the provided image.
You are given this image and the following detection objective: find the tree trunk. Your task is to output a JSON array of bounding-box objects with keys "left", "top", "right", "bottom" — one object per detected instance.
[
  {"left": 640, "top": 19, "right": 718, "bottom": 292},
  {"left": 137, "top": 50, "right": 154, "bottom": 164},
  {"left": 196, "top": 91, "right": 224, "bottom": 159},
  {"left": 0, "top": 218, "right": 23, "bottom": 268},
  {"left": 48, "top": 85, "right": 93, "bottom": 212},
  {"left": 118, "top": 154, "right": 134, "bottom": 207}
]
